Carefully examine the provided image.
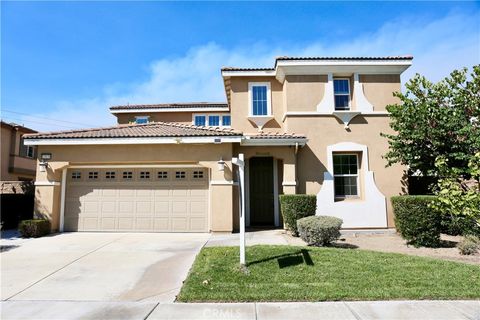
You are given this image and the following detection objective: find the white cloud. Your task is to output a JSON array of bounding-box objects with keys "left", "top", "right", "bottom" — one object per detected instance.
[{"left": 18, "top": 10, "right": 480, "bottom": 132}]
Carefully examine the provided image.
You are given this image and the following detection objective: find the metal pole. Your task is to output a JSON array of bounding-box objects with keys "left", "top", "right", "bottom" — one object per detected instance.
[{"left": 238, "top": 154, "right": 246, "bottom": 266}]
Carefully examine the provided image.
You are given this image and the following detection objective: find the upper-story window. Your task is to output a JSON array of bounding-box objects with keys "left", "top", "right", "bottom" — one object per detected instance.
[
  {"left": 334, "top": 79, "right": 350, "bottom": 110},
  {"left": 222, "top": 115, "right": 231, "bottom": 127},
  {"left": 248, "top": 82, "right": 271, "bottom": 116},
  {"left": 135, "top": 116, "right": 149, "bottom": 124},
  {"left": 193, "top": 114, "right": 230, "bottom": 127},
  {"left": 208, "top": 115, "right": 220, "bottom": 126},
  {"left": 20, "top": 138, "right": 35, "bottom": 158},
  {"left": 194, "top": 115, "right": 206, "bottom": 126}
]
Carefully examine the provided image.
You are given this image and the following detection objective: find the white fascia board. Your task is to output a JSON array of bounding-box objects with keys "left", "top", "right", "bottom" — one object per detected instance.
[
  {"left": 277, "top": 59, "right": 412, "bottom": 67},
  {"left": 110, "top": 107, "right": 230, "bottom": 114},
  {"left": 221, "top": 70, "right": 276, "bottom": 77},
  {"left": 24, "top": 136, "right": 243, "bottom": 146},
  {"left": 277, "top": 61, "right": 412, "bottom": 76},
  {"left": 241, "top": 138, "right": 307, "bottom": 146}
]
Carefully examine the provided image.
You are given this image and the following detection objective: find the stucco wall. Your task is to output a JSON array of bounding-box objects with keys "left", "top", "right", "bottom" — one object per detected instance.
[
  {"left": 115, "top": 111, "right": 230, "bottom": 125},
  {"left": 360, "top": 74, "right": 402, "bottom": 111},
  {"left": 34, "top": 143, "right": 235, "bottom": 232},
  {"left": 284, "top": 75, "right": 327, "bottom": 112},
  {"left": 1, "top": 126, "right": 13, "bottom": 180},
  {"left": 286, "top": 115, "right": 405, "bottom": 227},
  {"left": 229, "top": 76, "right": 285, "bottom": 133}
]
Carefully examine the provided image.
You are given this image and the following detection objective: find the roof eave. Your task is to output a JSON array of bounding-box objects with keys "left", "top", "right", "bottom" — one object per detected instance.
[
  {"left": 23, "top": 136, "right": 243, "bottom": 146},
  {"left": 110, "top": 107, "right": 230, "bottom": 114},
  {"left": 241, "top": 137, "right": 308, "bottom": 146}
]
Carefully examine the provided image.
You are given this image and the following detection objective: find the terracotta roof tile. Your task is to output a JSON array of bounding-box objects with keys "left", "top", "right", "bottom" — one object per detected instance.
[
  {"left": 222, "top": 56, "right": 414, "bottom": 72},
  {"left": 245, "top": 132, "right": 306, "bottom": 139},
  {"left": 110, "top": 102, "right": 228, "bottom": 110},
  {"left": 23, "top": 122, "right": 242, "bottom": 139}
]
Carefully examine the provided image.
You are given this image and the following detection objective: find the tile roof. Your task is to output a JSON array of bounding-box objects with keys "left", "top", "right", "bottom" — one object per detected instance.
[
  {"left": 275, "top": 55, "right": 414, "bottom": 61},
  {"left": 222, "top": 56, "right": 414, "bottom": 72},
  {"left": 110, "top": 102, "right": 228, "bottom": 110},
  {"left": 245, "top": 132, "right": 307, "bottom": 139},
  {"left": 221, "top": 67, "right": 275, "bottom": 72},
  {"left": 23, "top": 122, "right": 242, "bottom": 139}
]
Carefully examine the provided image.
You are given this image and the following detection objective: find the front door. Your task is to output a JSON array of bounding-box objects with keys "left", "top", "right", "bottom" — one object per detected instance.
[{"left": 249, "top": 157, "right": 274, "bottom": 225}]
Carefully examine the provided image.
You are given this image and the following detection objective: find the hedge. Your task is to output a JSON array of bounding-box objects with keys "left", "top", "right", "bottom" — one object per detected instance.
[
  {"left": 297, "top": 215, "right": 343, "bottom": 246},
  {"left": 391, "top": 196, "right": 441, "bottom": 247},
  {"left": 18, "top": 219, "right": 51, "bottom": 238},
  {"left": 279, "top": 194, "right": 317, "bottom": 235}
]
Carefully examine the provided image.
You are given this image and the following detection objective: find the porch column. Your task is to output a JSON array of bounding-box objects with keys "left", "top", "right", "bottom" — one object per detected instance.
[{"left": 282, "top": 157, "right": 297, "bottom": 195}]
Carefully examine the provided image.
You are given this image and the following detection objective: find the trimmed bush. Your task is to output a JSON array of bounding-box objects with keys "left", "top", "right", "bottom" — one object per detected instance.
[
  {"left": 18, "top": 219, "right": 51, "bottom": 238},
  {"left": 279, "top": 195, "right": 317, "bottom": 235},
  {"left": 441, "top": 215, "right": 480, "bottom": 237},
  {"left": 391, "top": 196, "right": 441, "bottom": 247},
  {"left": 297, "top": 215, "right": 343, "bottom": 246},
  {"left": 458, "top": 235, "right": 480, "bottom": 255}
]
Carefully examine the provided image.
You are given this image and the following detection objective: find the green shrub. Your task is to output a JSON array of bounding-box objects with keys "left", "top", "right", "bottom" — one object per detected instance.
[
  {"left": 18, "top": 219, "right": 51, "bottom": 238},
  {"left": 279, "top": 195, "right": 317, "bottom": 235},
  {"left": 391, "top": 196, "right": 441, "bottom": 247},
  {"left": 441, "top": 214, "right": 480, "bottom": 236},
  {"left": 297, "top": 215, "right": 343, "bottom": 246},
  {"left": 458, "top": 235, "right": 480, "bottom": 255}
]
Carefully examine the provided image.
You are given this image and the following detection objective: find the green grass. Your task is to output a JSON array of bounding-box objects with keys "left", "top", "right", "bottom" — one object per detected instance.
[{"left": 178, "top": 245, "right": 480, "bottom": 302}]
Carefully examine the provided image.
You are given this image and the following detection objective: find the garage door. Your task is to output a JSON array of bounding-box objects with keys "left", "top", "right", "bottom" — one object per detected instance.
[{"left": 64, "top": 168, "right": 209, "bottom": 232}]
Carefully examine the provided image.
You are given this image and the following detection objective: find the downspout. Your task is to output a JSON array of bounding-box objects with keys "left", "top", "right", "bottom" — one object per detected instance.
[{"left": 294, "top": 142, "right": 299, "bottom": 193}]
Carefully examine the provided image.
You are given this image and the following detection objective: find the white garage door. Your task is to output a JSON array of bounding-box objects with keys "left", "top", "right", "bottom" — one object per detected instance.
[{"left": 64, "top": 168, "right": 209, "bottom": 232}]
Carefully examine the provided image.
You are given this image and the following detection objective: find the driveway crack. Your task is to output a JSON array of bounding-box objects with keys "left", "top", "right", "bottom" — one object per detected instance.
[{"left": 5, "top": 235, "right": 126, "bottom": 301}]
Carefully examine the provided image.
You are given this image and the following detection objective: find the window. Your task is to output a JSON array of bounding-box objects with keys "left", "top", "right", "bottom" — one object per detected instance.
[
  {"left": 334, "top": 79, "right": 350, "bottom": 110},
  {"left": 157, "top": 171, "right": 168, "bottom": 179},
  {"left": 208, "top": 115, "right": 220, "bottom": 126},
  {"left": 123, "top": 171, "right": 133, "bottom": 179},
  {"left": 105, "top": 171, "right": 116, "bottom": 179},
  {"left": 222, "top": 115, "right": 231, "bottom": 127},
  {"left": 88, "top": 171, "right": 99, "bottom": 180},
  {"left": 71, "top": 171, "right": 81, "bottom": 179},
  {"left": 175, "top": 171, "right": 186, "bottom": 179},
  {"left": 193, "top": 114, "right": 231, "bottom": 127},
  {"left": 194, "top": 115, "right": 206, "bottom": 126},
  {"left": 251, "top": 84, "right": 269, "bottom": 115},
  {"left": 135, "top": 116, "right": 149, "bottom": 124},
  {"left": 193, "top": 170, "right": 204, "bottom": 179},
  {"left": 333, "top": 154, "right": 359, "bottom": 197},
  {"left": 139, "top": 171, "right": 150, "bottom": 179},
  {"left": 20, "top": 138, "right": 35, "bottom": 158}
]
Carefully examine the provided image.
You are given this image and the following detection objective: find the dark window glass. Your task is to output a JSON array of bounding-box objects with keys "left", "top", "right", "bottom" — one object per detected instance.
[
  {"left": 194, "top": 116, "right": 206, "bottom": 126},
  {"left": 252, "top": 85, "right": 268, "bottom": 115}
]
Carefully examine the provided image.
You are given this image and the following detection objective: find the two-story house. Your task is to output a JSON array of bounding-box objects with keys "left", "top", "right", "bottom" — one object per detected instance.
[
  {"left": 1, "top": 121, "right": 37, "bottom": 181},
  {"left": 24, "top": 56, "right": 412, "bottom": 233}
]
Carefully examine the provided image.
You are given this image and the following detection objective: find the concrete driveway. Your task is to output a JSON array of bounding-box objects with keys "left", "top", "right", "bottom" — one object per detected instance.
[{"left": 1, "top": 232, "right": 210, "bottom": 303}]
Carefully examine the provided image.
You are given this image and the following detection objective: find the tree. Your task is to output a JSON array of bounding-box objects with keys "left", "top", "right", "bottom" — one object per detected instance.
[
  {"left": 382, "top": 65, "right": 480, "bottom": 181},
  {"left": 430, "top": 153, "right": 480, "bottom": 233}
]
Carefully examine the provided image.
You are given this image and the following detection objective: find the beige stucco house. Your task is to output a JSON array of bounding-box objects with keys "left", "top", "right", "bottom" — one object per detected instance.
[
  {"left": 24, "top": 56, "right": 412, "bottom": 233},
  {"left": 1, "top": 121, "right": 37, "bottom": 181}
]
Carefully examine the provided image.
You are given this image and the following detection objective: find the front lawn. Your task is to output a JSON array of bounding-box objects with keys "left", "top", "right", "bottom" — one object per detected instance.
[{"left": 178, "top": 245, "right": 480, "bottom": 302}]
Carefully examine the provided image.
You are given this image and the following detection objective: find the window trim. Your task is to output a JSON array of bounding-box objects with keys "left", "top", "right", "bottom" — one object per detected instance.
[
  {"left": 248, "top": 82, "right": 272, "bottom": 116},
  {"left": 332, "top": 153, "right": 359, "bottom": 199},
  {"left": 192, "top": 113, "right": 231, "bottom": 127},
  {"left": 333, "top": 78, "right": 351, "bottom": 111},
  {"left": 135, "top": 116, "right": 150, "bottom": 124}
]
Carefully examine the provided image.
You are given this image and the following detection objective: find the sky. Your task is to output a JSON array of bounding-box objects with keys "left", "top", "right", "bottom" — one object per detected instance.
[{"left": 1, "top": 1, "right": 480, "bottom": 132}]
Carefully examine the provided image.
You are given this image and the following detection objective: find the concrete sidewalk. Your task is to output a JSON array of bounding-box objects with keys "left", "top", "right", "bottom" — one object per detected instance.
[{"left": 1, "top": 300, "right": 478, "bottom": 319}]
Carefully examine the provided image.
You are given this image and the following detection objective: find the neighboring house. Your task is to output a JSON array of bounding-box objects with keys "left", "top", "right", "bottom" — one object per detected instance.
[
  {"left": 1, "top": 121, "right": 37, "bottom": 181},
  {"left": 23, "top": 56, "right": 412, "bottom": 233}
]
